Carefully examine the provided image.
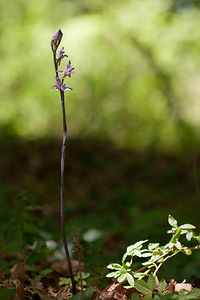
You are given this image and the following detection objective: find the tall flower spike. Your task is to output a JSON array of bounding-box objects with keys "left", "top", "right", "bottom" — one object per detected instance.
[
  {"left": 56, "top": 60, "right": 75, "bottom": 80},
  {"left": 51, "top": 29, "right": 63, "bottom": 51},
  {"left": 50, "top": 29, "right": 76, "bottom": 296}
]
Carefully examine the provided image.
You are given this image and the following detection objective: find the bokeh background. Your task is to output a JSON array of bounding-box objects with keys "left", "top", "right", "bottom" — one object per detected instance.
[
  {"left": 1, "top": 0, "right": 200, "bottom": 151},
  {"left": 1, "top": 0, "right": 200, "bottom": 286}
]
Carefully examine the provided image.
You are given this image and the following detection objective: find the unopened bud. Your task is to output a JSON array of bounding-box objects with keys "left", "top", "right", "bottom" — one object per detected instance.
[{"left": 51, "top": 29, "right": 63, "bottom": 51}]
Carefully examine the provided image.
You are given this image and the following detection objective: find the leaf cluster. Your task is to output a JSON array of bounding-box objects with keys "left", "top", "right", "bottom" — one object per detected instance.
[
  {"left": 131, "top": 275, "right": 200, "bottom": 299},
  {"left": 107, "top": 215, "right": 200, "bottom": 288}
]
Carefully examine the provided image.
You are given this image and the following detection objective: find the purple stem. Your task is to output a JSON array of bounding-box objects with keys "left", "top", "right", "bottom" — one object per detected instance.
[{"left": 52, "top": 48, "right": 76, "bottom": 295}]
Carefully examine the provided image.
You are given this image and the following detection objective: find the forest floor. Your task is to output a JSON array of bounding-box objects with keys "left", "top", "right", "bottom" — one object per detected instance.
[{"left": 0, "top": 138, "right": 200, "bottom": 299}]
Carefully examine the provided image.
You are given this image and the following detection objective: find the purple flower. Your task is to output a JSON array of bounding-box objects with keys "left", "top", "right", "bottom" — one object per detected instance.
[
  {"left": 56, "top": 60, "right": 74, "bottom": 80},
  {"left": 52, "top": 75, "right": 72, "bottom": 91},
  {"left": 51, "top": 29, "right": 63, "bottom": 51},
  {"left": 56, "top": 47, "right": 68, "bottom": 65}
]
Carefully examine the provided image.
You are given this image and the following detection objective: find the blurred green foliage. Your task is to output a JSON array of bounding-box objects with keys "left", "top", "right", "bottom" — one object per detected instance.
[{"left": 1, "top": 0, "right": 200, "bottom": 151}]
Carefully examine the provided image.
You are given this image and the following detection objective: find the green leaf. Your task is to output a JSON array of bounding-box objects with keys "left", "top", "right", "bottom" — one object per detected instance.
[
  {"left": 148, "top": 243, "right": 160, "bottom": 251},
  {"left": 84, "top": 287, "right": 95, "bottom": 299},
  {"left": 134, "top": 250, "right": 142, "bottom": 257},
  {"left": 143, "top": 292, "right": 152, "bottom": 299},
  {"left": 147, "top": 274, "right": 156, "bottom": 291},
  {"left": 127, "top": 240, "right": 148, "bottom": 253},
  {"left": 179, "top": 224, "right": 196, "bottom": 230},
  {"left": 134, "top": 280, "right": 150, "bottom": 293},
  {"left": 181, "top": 248, "right": 192, "bottom": 255},
  {"left": 157, "top": 279, "right": 167, "bottom": 293},
  {"left": 131, "top": 293, "right": 140, "bottom": 300},
  {"left": 78, "top": 272, "right": 90, "bottom": 280},
  {"left": 187, "top": 288, "right": 200, "bottom": 296},
  {"left": 168, "top": 242, "right": 175, "bottom": 249},
  {"left": 154, "top": 295, "right": 161, "bottom": 299},
  {"left": 168, "top": 215, "right": 178, "bottom": 227},
  {"left": 134, "top": 270, "right": 150, "bottom": 279},
  {"left": 122, "top": 253, "right": 128, "bottom": 262},
  {"left": 107, "top": 263, "right": 122, "bottom": 270},
  {"left": 40, "top": 268, "right": 52, "bottom": 276},
  {"left": 127, "top": 273, "right": 135, "bottom": 286},
  {"left": 141, "top": 252, "right": 152, "bottom": 257},
  {"left": 0, "top": 289, "right": 16, "bottom": 299},
  {"left": 59, "top": 277, "right": 71, "bottom": 286},
  {"left": 175, "top": 241, "right": 182, "bottom": 250},
  {"left": 114, "top": 271, "right": 121, "bottom": 278},
  {"left": 106, "top": 271, "right": 117, "bottom": 278},
  {"left": 178, "top": 289, "right": 187, "bottom": 296},
  {"left": 70, "top": 287, "right": 94, "bottom": 300},
  {"left": 25, "top": 265, "right": 38, "bottom": 272},
  {"left": 186, "top": 231, "right": 193, "bottom": 241},
  {"left": 117, "top": 273, "right": 127, "bottom": 282}
]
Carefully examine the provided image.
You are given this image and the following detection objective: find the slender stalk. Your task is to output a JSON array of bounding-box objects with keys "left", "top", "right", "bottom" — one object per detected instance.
[
  {"left": 153, "top": 252, "right": 178, "bottom": 276},
  {"left": 135, "top": 251, "right": 171, "bottom": 274},
  {"left": 52, "top": 48, "right": 76, "bottom": 295}
]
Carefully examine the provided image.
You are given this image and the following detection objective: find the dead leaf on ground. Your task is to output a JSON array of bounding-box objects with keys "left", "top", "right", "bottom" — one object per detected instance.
[
  {"left": 47, "top": 287, "right": 59, "bottom": 298},
  {"left": 29, "top": 278, "right": 44, "bottom": 290},
  {"left": 92, "top": 284, "right": 137, "bottom": 300},
  {"left": 25, "top": 286, "right": 54, "bottom": 300},
  {"left": 163, "top": 279, "right": 176, "bottom": 295},
  {"left": 57, "top": 286, "right": 73, "bottom": 300},
  {"left": 175, "top": 282, "right": 192, "bottom": 293},
  {"left": 13, "top": 279, "right": 26, "bottom": 300},
  {"left": 10, "top": 262, "right": 26, "bottom": 283},
  {"left": 51, "top": 260, "right": 80, "bottom": 276},
  {"left": 0, "top": 279, "right": 16, "bottom": 289},
  {"left": 0, "top": 279, "right": 25, "bottom": 300}
]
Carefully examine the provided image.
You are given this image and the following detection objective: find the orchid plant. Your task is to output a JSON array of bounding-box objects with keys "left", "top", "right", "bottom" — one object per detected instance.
[{"left": 51, "top": 29, "right": 76, "bottom": 295}]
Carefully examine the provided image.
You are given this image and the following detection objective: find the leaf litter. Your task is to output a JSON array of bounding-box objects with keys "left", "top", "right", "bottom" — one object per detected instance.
[{"left": 0, "top": 261, "right": 200, "bottom": 300}]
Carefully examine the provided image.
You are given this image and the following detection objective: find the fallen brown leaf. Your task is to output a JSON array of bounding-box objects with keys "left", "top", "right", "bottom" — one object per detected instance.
[
  {"left": 57, "top": 286, "right": 73, "bottom": 300},
  {"left": 13, "top": 279, "right": 26, "bottom": 300},
  {"left": 163, "top": 279, "right": 176, "bottom": 295},
  {"left": 92, "top": 284, "right": 132, "bottom": 300},
  {"left": 10, "top": 262, "right": 26, "bottom": 283},
  {"left": 175, "top": 282, "right": 192, "bottom": 293},
  {"left": 51, "top": 260, "right": 79, "bottom": 276},
  {"left": 25, "top": 286, "right": 54, "bottom": 300},
  {"left": 29, "top": 278, "right": 44, "bottom": 290}
]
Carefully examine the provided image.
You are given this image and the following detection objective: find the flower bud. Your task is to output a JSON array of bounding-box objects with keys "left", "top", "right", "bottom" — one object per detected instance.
[{"left": 51, "top": 29, "right": 63, "bottom": 51}]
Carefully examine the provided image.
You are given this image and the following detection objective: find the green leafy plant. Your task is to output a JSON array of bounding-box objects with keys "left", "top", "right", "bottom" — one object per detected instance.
[
  {"left": 131, "top": 275, "right": 200, "bottom": 299},
  {"left": 59, "top": 272, "right": 90, "bottom": 287},
  {"left": 69, "top": 287, "right": 95, "bottom": 300},
  {"left": 107, "top": 215, "right": 200, "bottom": 288},
  {"left": 0, "top": 191, "right": 51, "bottom": 265}
]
